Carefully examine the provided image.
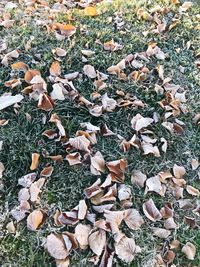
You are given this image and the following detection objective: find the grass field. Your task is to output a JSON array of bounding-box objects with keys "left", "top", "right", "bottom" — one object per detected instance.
[{"left": 0, "top": 0, "right": 200, "bottom": 266}]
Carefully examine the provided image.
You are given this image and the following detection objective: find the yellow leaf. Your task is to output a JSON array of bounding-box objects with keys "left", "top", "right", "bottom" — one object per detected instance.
[{"left": 84, "top": 6, "right": 98, "bottom": 16}]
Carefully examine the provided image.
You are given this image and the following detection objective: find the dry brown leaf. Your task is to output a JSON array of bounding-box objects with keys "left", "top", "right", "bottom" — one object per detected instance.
[
  {"left": 131, "top": 114, "right": 154, "bottom": 131},
  {"left": 84, "top": 178, "right": 102, "bottom": 199},
  {"left": 103, "top": 39, "right": 123, "bottom": 52},
  {"left": 88, "top": 229, "right": 106, "bottom": 256},
  {"left": 18, "top": 188, "right": 30, "bottom": 201},
  {"left": 173, "top": 164, "right": 186, "bottom": 179},
  {"left": 179, "top": 1, "right": 193, "bottom": 12},
  {"left": 191, "top": 159, "right": 199, "bottom": 170},
  {"left": 106, "top": 159, "right": 127, "bottom": 183},
  {"left": 30, "top": 153, "right": 40, "bottom": 170},
  {"left": 142, "top": 142, "right": 160, "bottom": 157},
  {"left": 6, "top": 221, "right": 16, "bottom": 234},
  {"left": 49, "top": 113, "right": 65, "bottom": 136},
  {"left": 18, "top": 173, "right": 37, "bottom": 188},
  {"left": 104, "top": 210, "right": 125, "bottom": 242},
  {"left": 145, "top": 176, "right": 162, "bottom": 194},
  {"left": 66, "top": 152, "right": 82, "bottom": 166},
  {"left": 24, "top": 69, "right": 41, "bottom": 84},
  {"left": 102, "top": 93, "right": 117, "bottom": 112},
  {"left": 115, "top": 236, "right": 136, "bottom": 263},
  {"left": 182, "top": 242, "right": 196, "bottom": 260},
  {"left": 40, "top": 166, "right": 54, "bottom": 177},
  {"left": 84, "top": 6, "right": 98, "bottom": 16},
  {"left": 50, "top": 61, "right": 61, "bottom": 77},
  {"left": 83, "top": 64, "right": 97, "bottom": 78},
  {"left": 152, "top": 228, "right": 171, "bottom": 238},
  {"left": 53, "top": 47, "right": 67, "bottom": 57},
  {"left": 81, "top": 49, "right": 95, "bottom": 57},
  {"left": 11, "top": 61, "right": 28, "bottom": 72},
  {"left": 124, "top": 209, "right": 144, "bottom": 230},
  {"left": 11, "top": 200, "right": 30, "bottom": 222},
  {"left": 90, "top": 151, "right": 105, "bottom": 175},
  {"left": 53, "top": 23, "right": 76, "bottom": 37},
  {"left": 68, "top": 136, "right": 90, "bottom": 153},
  {"left": 118, "top": 184, "right": 132, "bottom": 202},
  {"left": 51, "top": 83, "right": 65, "bottom": 101},
  {"left": 164, "top": 217, "right": 177, "bottom": 229},
  {"left": 78, "top": 200, "right": 87, "bottom": 220},
  {"left": 4, "top": 78, "right": 21, "bottom": 88},
  {"left": 46, "top": 233, "right": 69, "bottom": 260},
  {"left": 27, "top": 209, "right": 44, "bottom": 231},
  {"left": 74, "top": 224, "right": 91, "bottom": 249},
  {"left": 131, "top": 170, "right": 147, "bottom": 188},
  {"left": 29, "top": 178, "right": 45, "bottom": 202},
  {"left": 38, "top": 93, "right": 55, "bottom": 111},
  {"left": 143, "top": 199, "right": 162, "bottom": 222},
  {"left": 186, "top": 185, "right": 200, "bottom": 196}
]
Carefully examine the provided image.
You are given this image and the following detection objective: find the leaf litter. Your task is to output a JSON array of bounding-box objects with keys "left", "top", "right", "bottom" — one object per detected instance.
[{"left": 0, "top": 0, "right": 199, "bottom": 266}]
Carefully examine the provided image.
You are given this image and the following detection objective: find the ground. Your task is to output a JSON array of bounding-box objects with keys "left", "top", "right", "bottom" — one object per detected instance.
[{"left": 0, "top": 0, "right": 200, "bottom": 266}]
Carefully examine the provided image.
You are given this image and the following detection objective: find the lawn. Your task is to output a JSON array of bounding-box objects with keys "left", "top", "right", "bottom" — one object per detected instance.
[{"left": 0, "top": 0, "right": 200, "bottom": 266}]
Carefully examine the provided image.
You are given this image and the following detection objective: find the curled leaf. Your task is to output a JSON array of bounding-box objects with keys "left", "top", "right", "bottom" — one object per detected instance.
[{"left": 143, "top": 199, "right": 162, "bottom": 222}]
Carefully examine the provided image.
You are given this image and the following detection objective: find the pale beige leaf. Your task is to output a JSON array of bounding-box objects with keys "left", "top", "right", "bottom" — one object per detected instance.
[
  {"left": 186, "top": 185, "right": 200, "bottom": 196},
  {"left": 88, "top": 229, "right": 106, "bottom": 256},
  {"left": 74, "top": 224, "right": 91, "bottom": 249},
  {"left": 143, "top": 199, "right": 162, "bottom": 222},
  {"left": 173, "top": 164, "right": 186, "bottom": 179},
  {"left": 78, "top": 200, "right": 87, "bottom": 220},
  {"left": 152, "top": 227, "right": 171, "bottom": 238},
  {"left": 0, "top": 93, "right": 24, "bottom": 111},
  {"left": 131, "top": 170, "right": 147, "bottom": 188},
  {"left": 124, "top": 209, "right": 144, "bottom": 230},
  {"left": 68, "top": 136, "right": 90, "bottom": 153},
  {"left": 182, "top": 242, "right": 196, "bottom": 260},
  {"left": 90, "top": 151, "right": 105, "bottom": 175},
  {"left": 66, "top": 152, "right": 82, "bottom": 166},
  {"left": 115, "top": 236, "right": 136, "bottom": 263},
  {"left": 83, "top": 64, "right": 96, "bottom": 78},
  {"left": 27, "top": 210, "right": 44, "bottom": 231},
  {"left": 46, "top": 233, "right": 69, "bottom": 260}
]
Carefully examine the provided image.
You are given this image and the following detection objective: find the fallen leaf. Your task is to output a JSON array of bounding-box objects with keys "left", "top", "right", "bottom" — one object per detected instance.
[
  {"left": 81, "top": 49, "right": 95, "bottom": 57},
  {"left": 24, "top": 69, "right": 41, "bottom": 84},
  {"left": 83, "top": 64, "right": 97, "bottom": 78},
  {"left": 115, "top": 236, "right": 136, "bottom": 263},
  {"left": 88, "top": 229, "right": 106, "bottom": 256},
  {"left": 53, "top": 23, "right": 76, "bottom": 37},
  {"left": 173, "top": 164, "right": 186, "bottom": 179},
  {"left": 66, "top": 152, "right": 82, "bottom": 166},
  {"left": 38, "top": 93, "right": 55, "bottom": 111},
  {"left": 77, "top": 200, "right": 87, "bottom": 220},
  {"left": 50, "top": 61, "right": 61, "bottom": 77},
  {"left": 90, "top": 151, "right": 105, "bottom": 175},
  {"left": 27, "top": 209, "right": 44, "bottom": 231},
  {"left": 46, "top": 233, "right": 69, "bottom": 260},
  {"left": 53, "top": 47, "right": 67, "bottom": 57},
  {"left": 164, "top": 217, "right": 177, "bottom": 229},
  {"left": 18, "top": 173, "right": 37, "bottom": 187},
  {"left": 124, "top": 209, "right": 144, "bottom": 230},
  {"left": 6, "top": 221, "right": 16, "bottom": 234},
  {"left": 30, "top": 153, "right": 40, "bottom": 170},
  {"left": 29, "top": 178, "right": 45, "bottom": 202},
  {"left": 49, "top": 113, "right": 66, "bottom": 136},
  {"left": 11, "top": 61, "right": 28, "bottom": 72},
  {"left": 0, "top": 162, "right": 5, "bottom": 179},
  {"left": 143, "top": 199, "right": 162, "bottom": 222},
  {"left": 131, "top": 114, "right": 154, "bottom": 131},
  {"left": 84, "top": 6, "right": 98, "bottom": 16},
  {"left": 68, "top": 136, "right": 90, "bottom": 153},
  {"left": 152, "top": 228, "right": 171, "bottom": 238},
  {"left": 182, "top": 242, "right": 196, "bottom": 260},
  {"left": 191, "top": 159, "right": 199, "bottom": 170},
  {"left": 106, "top": 159, "right": 127, "bottom": 183},
  {"left": 179, "top": 1, "right": 193, "bottom": 12},
  {"left": 131, "top": 170, "right": 147, "bottom": 188},
  {"left": 145, "top": 176, "right": 162, "bottom": 194},
  {"left": 0, "top": 93, "right": 24, "bottom": 110},
  {"left": 102, "top": 93, "right": 117, "bottom": 112},
  {"left": 40, "top": 166, "right": 54, "bottom": 177},
  {"left": 99, "top": 245, "right": 114, "bottom": 267},
  {"left": 74, "top": 224, "right": 91, "bottom": 249},
  {"left": 186, "top": 185, "right": 200, "bottom": 196}
]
